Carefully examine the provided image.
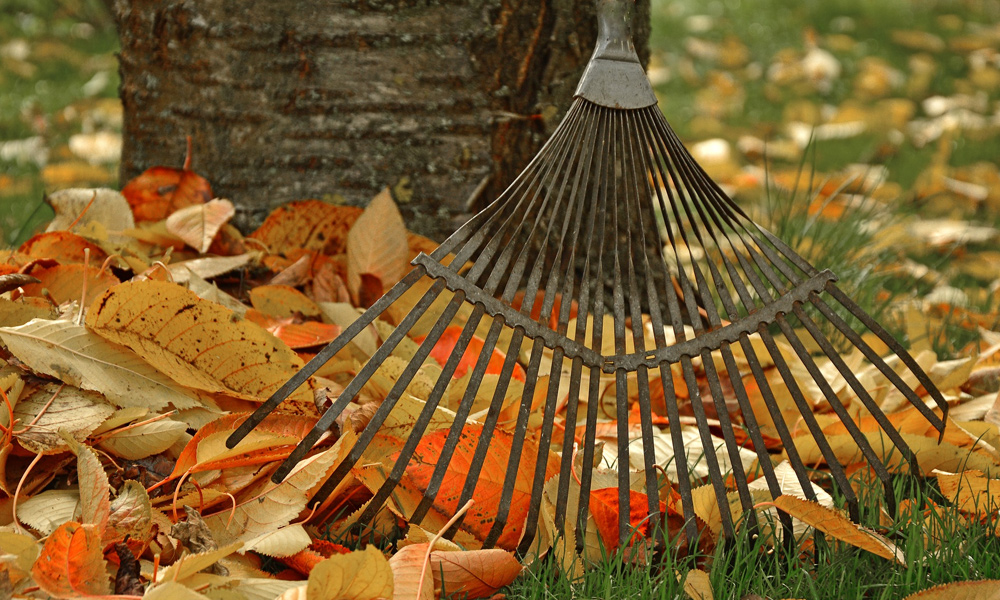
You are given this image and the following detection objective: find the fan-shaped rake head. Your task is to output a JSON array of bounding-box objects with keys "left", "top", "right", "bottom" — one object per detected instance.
[{"left": 227, "top": 0, "right": 947, "bottom": 556}]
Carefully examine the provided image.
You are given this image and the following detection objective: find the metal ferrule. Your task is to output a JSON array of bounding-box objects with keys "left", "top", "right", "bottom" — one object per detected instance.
[{"left": 574, "top": 0, "right": 658, "bottom": 109}]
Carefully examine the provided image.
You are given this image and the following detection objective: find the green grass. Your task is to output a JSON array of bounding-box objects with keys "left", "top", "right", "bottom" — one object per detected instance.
[{"left": 505, "top": 474, "right": 1000, "bottom": 599}]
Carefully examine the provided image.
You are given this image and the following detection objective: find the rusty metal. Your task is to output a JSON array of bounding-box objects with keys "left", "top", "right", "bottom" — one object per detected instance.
[{"left": 228, "top": 0, "right": 948, "bottom": 556}]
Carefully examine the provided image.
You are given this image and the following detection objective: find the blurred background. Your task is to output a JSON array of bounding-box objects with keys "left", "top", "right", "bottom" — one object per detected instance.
[{"left": 1, "top": 0, "right": 998, "bottom": 353}]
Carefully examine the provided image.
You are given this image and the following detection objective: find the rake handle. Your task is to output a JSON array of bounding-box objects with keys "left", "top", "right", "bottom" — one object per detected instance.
[{"left": 576, "top": 0, "right": 657, "bottom": 109}]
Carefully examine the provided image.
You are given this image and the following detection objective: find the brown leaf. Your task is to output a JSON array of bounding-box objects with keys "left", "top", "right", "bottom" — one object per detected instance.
[
  {"left": 113, "top": 542, "right": 144, "bottom": 596},
  {"left": 0, "top": 273, "right": 40, "bottom": 295},
  {"left": 31, "top": 521, "right": 111, "bottom": 598},
  {"left": 249, "top": 199, "right": 362, "bottom": 256},
  {"left": 431, "top": 548, "right": 522, "bottom": 599}
]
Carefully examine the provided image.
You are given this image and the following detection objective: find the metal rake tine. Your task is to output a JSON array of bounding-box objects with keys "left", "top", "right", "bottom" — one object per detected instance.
[
  {"left": 227, "top": 266, "right": 427, "bottom": 448},
  {"left": 793, "top": 303, "right": 920, "bottom": 480},
  {"left": 443, "top": 327, "right": 527, "bottom": 543},
  {"left": 825, "top": 283, "right": 949, "bottom": 433},
  {"left": 409, "top": 315, "right": 505, "bottom": 525},
  {"left": 755, "top": 325, "right": 861, "bottom": 521},
  {"left": 774, "top": 313, "right": 897, "bottom": 512},
  {"left": 271, "top": 278, "right": 448, "bottom": 483},
  {"left": 351, "top": 303, "right": 488, "bottom": 524}
]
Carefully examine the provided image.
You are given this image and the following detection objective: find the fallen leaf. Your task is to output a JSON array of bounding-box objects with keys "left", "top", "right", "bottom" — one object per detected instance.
[
  {"left": 97, "top": 418, "right": 188, "bottom": 460},
  {"left": 31, "top": 521, "right": 111, "bottom": 597},
  {"left": 901, "top": 580, "right": 1000, "bottom": 599},
  {"left": 249, "top": 199, "right": 362, "bottom": 256},
  {"left": 935, "top": 470, "right": 1000, "bottom": 517},
  {"left": 0, "top": 317, "right": 200, "bottom": 411},
  {"left": 589, "top": 489, "right": 664, "bottom": 552},
  {"left": 18, "top": 231, "right": 109, "bottom": 264},
  {"left": 768, "top": 495, "right": 905, "bottom": 565},
  {"left": 85, "top": 280, "right": 314, "bottom": 410},
  {"left": 60, "top": 433, "right": 111, "bottom": 533},
  {"left": 45, "top": 188, "right": 135, "bottom": 240},
  {"left": 14, "top": 382, "right": 114, "bottom": 454},
  {"left": 19, "top": 263, "right": 120, "bottom": 306},
  {"left": 166, "top": 198, "right": 236, "bottom": 253},
  {"left": 244, "top": 523, "right": 312, "bottom": 558},
  {"left": 16, "top": 490, "right": 80, "bottom": 535},
  {"left": 249, "top": 285, "right": 323, "bottom": 319},
  {"left": 307, "top": 546, "right": 394, "bottom": 600},
  {"left": 388, "top": 544, "right": 434, "bottom": 600},
  {"left": 154, "top": 541, "right": 242, "bottom": 583},
  {"left": 346, "top": 189, "right": 409, "bottom": 305},
  {"left": 431, "top": 548, "right": 522, "bottom": 599},
  {"left": 122, "top": 166, "right": 213, "bottom": 222},
  {"left": 682, "top": 569, "right": 713, "bottom": 600}
]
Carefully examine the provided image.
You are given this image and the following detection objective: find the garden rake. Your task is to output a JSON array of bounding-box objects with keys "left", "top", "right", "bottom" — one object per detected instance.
[{"left": 228, "top": 0, "right": 948, "bottom": 555}]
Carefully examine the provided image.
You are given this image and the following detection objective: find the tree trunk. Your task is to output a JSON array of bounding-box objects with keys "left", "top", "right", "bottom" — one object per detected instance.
[{"left": 111, "top": 0, "right": 649, "bottom": 240}]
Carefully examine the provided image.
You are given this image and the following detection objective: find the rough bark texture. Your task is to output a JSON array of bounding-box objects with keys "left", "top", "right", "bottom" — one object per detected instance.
[{"left": 112, "top": 0, "right": 650, "bottom": 239}]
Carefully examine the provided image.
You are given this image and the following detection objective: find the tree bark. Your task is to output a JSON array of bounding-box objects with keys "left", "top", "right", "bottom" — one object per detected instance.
[{"left": 112, "top": 0, "right": 649, "bottom": 240}]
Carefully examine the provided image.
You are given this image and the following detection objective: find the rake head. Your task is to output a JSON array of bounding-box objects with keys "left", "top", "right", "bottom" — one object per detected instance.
[{"left": 228, "top": 0, "right": 947, "bottom": 556}]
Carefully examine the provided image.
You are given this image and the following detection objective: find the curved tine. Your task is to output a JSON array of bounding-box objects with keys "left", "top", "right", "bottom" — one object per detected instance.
[
  {"left": 444, "top": 328, "right": 527, "bottom": 543},
  {"left": 810, "top": 292, "right": 946, "bottom": 431},
  {"left": 409, "top": 315, "right": 503, "bottom": 524},
  {"left": 228, "top": 265, "right": 427, "bottom": 447},
  {"left": 620, "top": 111, "right": 663, "bottom": 543},
  {"left": 271, "top": 278, "right": 448, "bottom": 483},
  {"left": 348, "top": 304, "right": 489, "bottom": 524},
  {"left": 483, "top": 339, "right": 550, "bottom": 548},
  {"left": 518, "top": 107, "right": 603, "bottom": 557},
  {"left": 305, "top": 288, "right": 469, "bottom": 508},
  {"left": 636, "top": 111, "right": 786, "bottom": 532},
  {"left": 655, "top": 113, "right": 817, "bottom": 280},
  {"left": 575, "top": 106, "right": 613, "bottom": 551},
  {"left": 824, "top": 284, "right": 949, "bottom": 432},
  {"left": 793, "top": 302, "right": 920, "bottom": 479},
  {"left": 755, "top": 325, "right": 861, "bottom": 520},
  {"left": 631, "top": 112, "right": 700, "bottom": 545},
  {"left": 775, "top": 313, "right": 897, "bottom": 514},
  {"left": 608, "top": 109, "right": 635, "bottom": 549},
  {"left": 471, "top": 99, "right": 590, "bottom": 297},
  {"left": 736, "top": 334, "right": 820, "bottom": 506},
  {"left": 717, "top": 343, "right": 793, "bottom": 541},
  {"left": 554, "top": 356, "right": 585, "bottom": 528}
]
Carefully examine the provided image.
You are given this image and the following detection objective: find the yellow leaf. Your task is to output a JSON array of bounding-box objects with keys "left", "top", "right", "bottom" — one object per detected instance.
[
  {"left": 16, "top": 490, "right": 80, "bottom": 535},
  {"left": 769, "top": 495, "right": 905, "bottom": 565},
  {"left": 97, "top": 418, "right": 188, "bottom": 460},
  {"left": 243, "top": 524, "right": 312, "bottom": 558},
  {"left": 0, "top": 317, "right": 201, "bottom": 412},
  {"left": 935, "top": 470, "right": 1000, "bottom": 517},
  {"left": 346, "top": 188, "right": 409, "bottom": 304},
  {"left": 144, "top": 581, "right": 213, "bottom": 599},
  {"left": 249, "top": 285, "right": 322, "bottom": 319},
  {"left": 166, "top": 198, "right": 236, "bottom": 253},
  {"left": 902, "top": 580, "right": 1000, "bottom": 600},
  {"left": 107, "top": 480, "right": 153, "bottom": 545},
  {"left": 308, "top": 546, "right": 394, "bottom": 600},
  {"left": 682, "top": 569, "right": 713, "bottom": 600},
  {"left": 85, "top": 280, "right": 314, "bottom": 411},
  {"left": 155, "top": 542, "right": 243, "bottom": 583},
  {"left": 60, "top": 433, "right": 110, "bottom": 533},
  {"left": 45, "top": 188, "right": 134, "bottom": 243}
]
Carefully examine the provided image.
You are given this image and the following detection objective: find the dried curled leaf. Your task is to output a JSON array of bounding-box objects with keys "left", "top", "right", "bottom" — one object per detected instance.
[
  {"left": 346, "top": 189, "right": 409, "bottom": 305},
  {"left": 769, "top": 495, "right": 905, "bottom": 565},
  {"left": 85, "top": 280, "right": 314, "bottom": 410},
  {"left": 166, "top": 198, "right": 236, "bottom": 253}
]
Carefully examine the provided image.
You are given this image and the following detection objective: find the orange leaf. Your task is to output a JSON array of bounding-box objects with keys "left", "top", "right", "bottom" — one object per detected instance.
[
  {"left": 31, "top": 521, "right": 111, "bottom": 598},
  {"left": 387, "top": 425, "right": 559, "bottom": 549},
  {"left": 417, "top": 326, "right": 526, "bottom": 382},
  {"left": 935, "top": 470, "right": 1000, "bottom": 517},
  {"left": 166, "top": 412, "right": 317, "bottom": 482},
  {"left": 387, "top": 544, "right": 434, "bottom": 600},
  {"left": 249, "top": 200, "right": 362, "bottom": 256},
  {"left": 768, "top": 495, "right": 905, "bottom": 565},
  {"left": 589, "top": 488, "right": 665, "bottom": 552},
  {"left": 901, "top": 580, "right": 1000, "bottom": 600},
  {"left": 20, "top": 264, "right": 119, "bottom": 306},
  {"left": 245, "top": 310, "right": 342, "bottom": 349},
  {"left": 18, "top": 232, "right": 109, "bottom": 265},
  {"left": 431, "top": 548, "right": 522, "bottom": 598},
  {"left": 122, "top": 166, "right": 213, "bottom": 222}
]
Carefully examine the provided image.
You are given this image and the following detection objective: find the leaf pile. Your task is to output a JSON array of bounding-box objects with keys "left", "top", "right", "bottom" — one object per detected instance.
[{"left": 0, "top": 170, "right": 999, "bottom": 599}]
